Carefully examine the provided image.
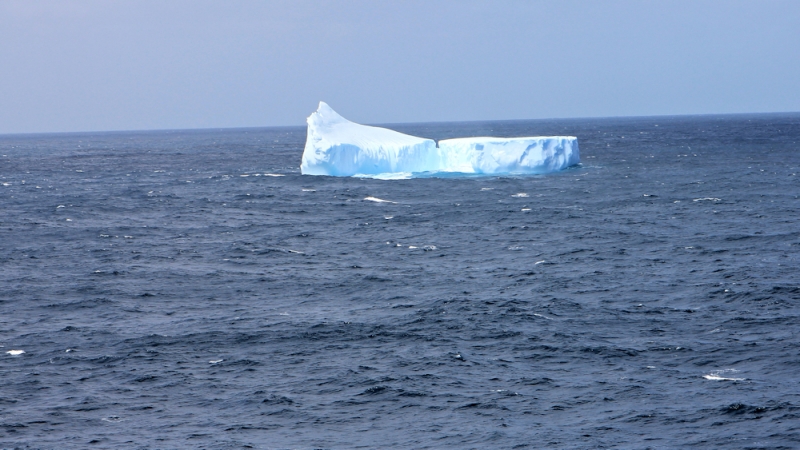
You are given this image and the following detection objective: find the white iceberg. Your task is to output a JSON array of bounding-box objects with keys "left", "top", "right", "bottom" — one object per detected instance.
[{"left": 300, "top": 102, "right": 579, "bottom": 178}]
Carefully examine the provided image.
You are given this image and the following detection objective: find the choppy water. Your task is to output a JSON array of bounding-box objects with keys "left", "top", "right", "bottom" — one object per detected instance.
[{"left": 1, "top": 113, "right": 799, "bottom": 449}]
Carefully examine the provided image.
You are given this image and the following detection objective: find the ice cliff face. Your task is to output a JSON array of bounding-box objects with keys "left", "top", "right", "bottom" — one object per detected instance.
[
  {"left": 437, "top": 136, "right": 579, "bottom": 175},
  {"left": 300, "top": 102, "right": 579, "bottom": 178}
]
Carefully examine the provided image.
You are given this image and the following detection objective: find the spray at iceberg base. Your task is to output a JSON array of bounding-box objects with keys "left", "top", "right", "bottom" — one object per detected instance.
[{"left": 300, "top": 102, "right": 580, "bottom": 179}]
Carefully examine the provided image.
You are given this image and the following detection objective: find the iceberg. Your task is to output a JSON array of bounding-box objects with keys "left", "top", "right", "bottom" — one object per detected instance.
[{"left": 300, "top": 102, "right": 579, "bottom": 177}]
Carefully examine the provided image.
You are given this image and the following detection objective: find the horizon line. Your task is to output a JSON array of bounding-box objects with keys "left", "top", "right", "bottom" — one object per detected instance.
[{"left": 2, "top": 110, "right": 799, "bottom": 138}]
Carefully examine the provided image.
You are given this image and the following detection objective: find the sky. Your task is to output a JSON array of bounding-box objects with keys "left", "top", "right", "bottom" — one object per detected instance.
[{"left": 1, "top": 0, "right": 799, "bottom": 134}]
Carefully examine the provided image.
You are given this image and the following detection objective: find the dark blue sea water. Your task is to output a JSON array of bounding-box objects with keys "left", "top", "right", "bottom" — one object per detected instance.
[{"left": 1, "top": 113, "right": 799, "bottom": 449}]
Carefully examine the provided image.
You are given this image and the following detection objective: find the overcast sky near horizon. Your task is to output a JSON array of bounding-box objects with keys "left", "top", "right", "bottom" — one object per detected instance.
[{"left": 1, "top": 0, "right": 799, "bottom": 134}]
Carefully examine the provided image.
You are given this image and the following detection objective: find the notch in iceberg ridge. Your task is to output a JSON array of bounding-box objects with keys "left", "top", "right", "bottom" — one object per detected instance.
[{"left": 300, "top": 102, "right": 579, "bottom": 178}]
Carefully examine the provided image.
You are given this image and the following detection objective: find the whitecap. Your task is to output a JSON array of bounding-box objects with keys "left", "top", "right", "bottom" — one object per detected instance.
[
  {"left": 301, "top": 188, "right": 316, "bottom": 192},
  {"left": 263, "top": 173, "right": 285, "bottom": 177},
  {"left": 408, "top": 246, "right": 418, "bottom": 249},
  {"left": 364, "top": 196, "right": 397, "bottom": 204},
  {"left": 693, "top": 197, "right": 721, "bottom": 202},
  {"left": 534, "top": 260, "right": 545, "bottom": 265},
  {"left": 703, "top": 374, "right": 745, "bottom": 381},
  {"left": 511, "top": 193, "right": 529, "bottom": 198},
  {"left": 6, "top": 350, "right": 25, "bottom": 356},
  {"left": 480, "top": 187, "right": 494, "bottom": 191},
  {"left": 101, "top": 416, "right": 124, "bottom": 423},
  {"left": 703, "top": 369, "right": 745, "bottom": 381},
  {"left": 209, "top": 359, "right": 223, "bottom": 364},
  {"left": 521, "top": 208, "right": 531, "bottom": 212}
]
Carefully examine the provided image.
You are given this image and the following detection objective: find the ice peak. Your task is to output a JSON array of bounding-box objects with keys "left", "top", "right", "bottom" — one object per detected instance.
[
  {"left": 316, "top": 101, "right": 336, "bottom": 116},
  {"left": 309, "top": 101, "right": 348, "bottom": 127}
]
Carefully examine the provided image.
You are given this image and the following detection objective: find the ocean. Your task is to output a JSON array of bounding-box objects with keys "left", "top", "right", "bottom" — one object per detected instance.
[{"left": 1, "top": 113, "right": 799, "bottom": 449}]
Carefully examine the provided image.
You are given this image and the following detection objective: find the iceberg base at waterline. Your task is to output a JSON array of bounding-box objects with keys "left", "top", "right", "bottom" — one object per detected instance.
[{"left": 300, "top": 102, "right": 580, "bottom": 178}]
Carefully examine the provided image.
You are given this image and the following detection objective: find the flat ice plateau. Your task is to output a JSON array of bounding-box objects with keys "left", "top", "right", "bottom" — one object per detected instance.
[
  {"left": 300, "top": 102, "right": 579, "bottom": 178},
  {"left": 438, "top": 136, "right": 580, "bottom": 175}
]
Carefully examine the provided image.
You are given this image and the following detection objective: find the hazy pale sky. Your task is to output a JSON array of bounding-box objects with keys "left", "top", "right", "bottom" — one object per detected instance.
[{"left": 1, "top": 0, "right": 799, "bottom": 134}]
